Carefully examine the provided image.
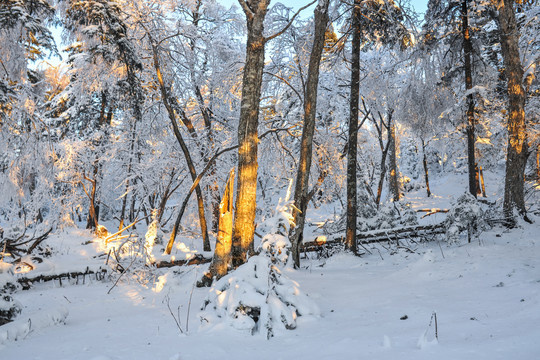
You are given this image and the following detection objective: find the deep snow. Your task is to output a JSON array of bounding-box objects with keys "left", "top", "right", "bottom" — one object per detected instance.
[{"left": 1, "top": 174, "right": 539, "bottom": 360}]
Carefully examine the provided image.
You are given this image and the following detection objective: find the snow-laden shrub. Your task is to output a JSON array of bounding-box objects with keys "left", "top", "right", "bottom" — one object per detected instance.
[
  {"left": 0, "top": 263, "right": 21, "bottom": 325},
  {"left": 260, "top": 234, "right": 290, "bottom": 265},
  {"left": 199, "top": 186, "right": 318, "bottom": 338},
  {"left": 358, "top": 202, "right": 419, "bottom": 232},
  {"left": 256, "top": 179, "right": 296, "bottom": 240},
  {"left": 143, "top": 210, "right": 163, "bottom": 263},
  {"left": 0, "top": 294, "right": 21, "bottom": 326},
  {"left": 199, "top": 255, "right": 319, "bottom": 338},
  {"left": 445, "top": 192, "right": 484, "bottom": 243}
]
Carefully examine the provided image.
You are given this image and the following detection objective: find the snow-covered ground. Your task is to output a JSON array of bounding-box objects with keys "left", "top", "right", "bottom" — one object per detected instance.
[{"left": 1, "top": 174, "right": 539, "bottom": 359}]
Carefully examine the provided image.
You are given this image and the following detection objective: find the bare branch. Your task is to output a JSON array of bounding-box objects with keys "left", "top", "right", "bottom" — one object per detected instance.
[
  {"left": 238, "top": 0, "right": 255, "bottom": 20},
  {"left": 264, "top": 0, "right": 317, "bottom": 43}
]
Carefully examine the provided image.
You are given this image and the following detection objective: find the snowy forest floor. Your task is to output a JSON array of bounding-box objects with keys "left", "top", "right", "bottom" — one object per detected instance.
[{"left": 1, "top": 173, "right": 540, "bottom": 359}]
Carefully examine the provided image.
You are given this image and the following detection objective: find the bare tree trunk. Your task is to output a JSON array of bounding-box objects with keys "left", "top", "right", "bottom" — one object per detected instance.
[
  {"left": 388, "top": 111, "right": 400, "bottom": 202},
  {"left": 231, "top": 0, "right": 313, "bottom": 267},
  {"left": 462, "top": 0, "right": 477, "bottom": 198},
  {"left": 346, "top": 0, "right": 361, "bottom": 254},
  {"left": 536, "top": 144, "right": 540, "bottom": 183},
  {"left": 84, "top": 164, "right": 99, "bottom": 230},
  {"left": 289, "top": 0, "right": 330, "bottom": 268},
  {"left": 190, "top": 0, "right": 220, "bottom": 233},
  {"left": 230, "top": 0, "right": 270, "bottom": 268},
  {"left": 199, "top": 169, "right": 234, "bottom": 286},
  {"left": 148, "top": 35, "right": 210, "bottom": 252},
  {"left": 497, "top": 0, "right": 529, "bottom": 223},
  {"left": 421, "top": 138, "right": 431, "bottom": 198}
]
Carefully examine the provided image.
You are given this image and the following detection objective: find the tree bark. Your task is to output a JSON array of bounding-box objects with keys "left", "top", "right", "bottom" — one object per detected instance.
[
  {"left": 497, "top": 0, "right": 529, "bottom": 222},
  {"left": 346, "top": 0, "right": 361, "bottom": 254},
  {"left": 231, "top": 0, "right": 270, "bottom": 268},
  {"left": 461, "top": 0, "right": 477, "bottom": 198},
  {"left": 536, "top": 144, "right": 540, "bottom": 183},
  {"left": 421, "top": 138, "right": 431, "bottom": 197},
  {"left": 388, "top": 110, "right": 400, "bottom": 202},
  {"left": 289, "top": 0, "right": 330, "bottom": 268},
  {"left": 199, "top": 168, "right": 235, "bottom": 286}
]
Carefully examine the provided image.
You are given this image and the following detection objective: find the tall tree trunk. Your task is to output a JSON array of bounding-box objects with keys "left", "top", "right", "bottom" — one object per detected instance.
[
  {"left": 199, "top": 169, "right": 235, "bottom": 287},
  {"left": 231, "top": 0, "right": 270, "bottom": 268},
  {"left": 346, "top": 0, "right": 361, "bottom": 254},
  {"left": 462, "top": 0, "right": 477, "bottom": 198},
  {"left": 148, "top": 35, "right": 210, "bottom": 252},
  {"left": 421, "top": 138, "right": 431, "bottom": 198},
  {"left": 84, "top": 164, "right": 99, "bottom": 230},
  {"left": 388, "top": 112, "right": 400, "bottom": 202},
  {"left": 289, "top": 0, "right": 330, "bottom": 269},
  {"left": 497, "top": 0, "right": 529, "bottom": 222},
  {"left": 119, "top": 60, "right": 143, "bottom": 229},
  {"left": 190, "top": 0, "right": 220, "bottom": 233},
  {"left": 536, "top": 144, "right": 540, "bottom": 183}
]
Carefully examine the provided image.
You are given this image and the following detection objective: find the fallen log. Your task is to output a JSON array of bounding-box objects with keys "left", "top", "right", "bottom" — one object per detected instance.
[
  {"left": 153, "top": 254, "right": 212, "bottom": 268},
  {"left": 16, "top": 267, "right": 108, "bottom": 289},
  {"left": 416, "top": 209, "right": 449, "bottom": 218},
  {"left": 301, "top": 223, "right": 446, "bottom": 252}
]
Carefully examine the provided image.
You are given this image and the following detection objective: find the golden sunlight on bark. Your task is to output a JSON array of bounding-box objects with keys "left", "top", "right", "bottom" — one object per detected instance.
[{"left": 199, "top": 168, "right": 235, "bottom": 286}]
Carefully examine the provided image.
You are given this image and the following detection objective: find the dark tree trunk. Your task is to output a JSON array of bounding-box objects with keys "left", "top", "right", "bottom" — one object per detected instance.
[
  {"left": 461, "top": 0, "right": 477, "bottom": 198},
  {"left": 85, "top": 164, "right": 99, "bottom": 230},
  {"left": 289, "top": 0, "right": 330, "bottom": 268},
  {"left": 421, "top": 138, "right": 431, "bottom": 198},
  {"left": 148, "top": 35, "right": 210, "bottom": 252},
  {"left": 497, "top": 0, "right": 529, "bottom": 222},
  {"left": 119, "top": 65, "right": 142, "bottom": 230},
  {"left": 190, "top": 0, "right": 221, "bottom": 233},
  {"left": 346, "top": 0, "right": 361, "bottom": 254},
  {"left": 388, "top": 111, "right": 400, "bottom": 202},
  {"left": 536, "top": 144, "right": 540, "bottom": 183}
]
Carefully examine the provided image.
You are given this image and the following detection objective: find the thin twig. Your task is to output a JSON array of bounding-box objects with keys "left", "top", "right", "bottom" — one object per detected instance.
[{"left": 186, "top": 269, "right": 198, "bottom": 333}]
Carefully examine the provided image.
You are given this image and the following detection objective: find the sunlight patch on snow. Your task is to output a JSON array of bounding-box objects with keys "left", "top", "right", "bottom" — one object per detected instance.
[
  {"left": 153, "top": 273, "right": 169, "bottom": 293},
  {"left": 124, "top": 289, "right": 145, "bottom": 305}
]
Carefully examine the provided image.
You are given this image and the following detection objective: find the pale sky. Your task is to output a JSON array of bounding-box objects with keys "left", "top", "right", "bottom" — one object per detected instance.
[{"left": 217, "top": 0, "right": 429, "bottom": 15}]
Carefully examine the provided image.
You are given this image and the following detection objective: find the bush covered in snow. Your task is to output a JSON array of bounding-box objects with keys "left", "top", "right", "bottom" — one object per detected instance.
[
  {"left": 199, "top": 255, "right": 319, "bottom": 338},
  {"left": 0, "top": 263, "right": 21, "bottom": 325},
  {"left": 444, "top": 192, "right": 485, "bottom": 243},
  {"left": 199, "top": 190, "right": 318, "bottom": 338}
]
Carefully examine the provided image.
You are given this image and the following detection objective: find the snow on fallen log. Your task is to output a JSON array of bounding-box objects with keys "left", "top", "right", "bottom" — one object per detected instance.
[
  {"left": 0, "top": 306, "right": 68, "bottom": 344},
  {"left": 16, "top": 267, "right": 108, "bottom": 289},
  {"left": 301, "top": 223, "right": 445, "bottom": 252}
]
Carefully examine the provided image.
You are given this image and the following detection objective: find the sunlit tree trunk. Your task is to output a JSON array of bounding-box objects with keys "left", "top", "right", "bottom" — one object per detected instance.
[
  {"left": 346, "top": 0, "right": 361, "bottom": 254},
  {"left": 199, "top": 169, "right": 234, "bottom": 286},
  {"left": 231, "top": 0, "right": 270, "bottom": 268},
  {"left": 289, "top": 0, "right": 330, "bottom": 268},
  {"left": 461, "top": 0, "right": 477, "bottom": 198},
  {"left": 497, "top": 0, "right": 529, "bottom": 222}
]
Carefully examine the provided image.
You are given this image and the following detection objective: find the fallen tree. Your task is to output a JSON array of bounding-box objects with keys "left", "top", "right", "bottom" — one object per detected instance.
[
  {"left": 16, "top": 267, "right": 108, "bottom": 289},
  {"left": 301, "top": 223, "right": 446, "bottom": 253}
]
